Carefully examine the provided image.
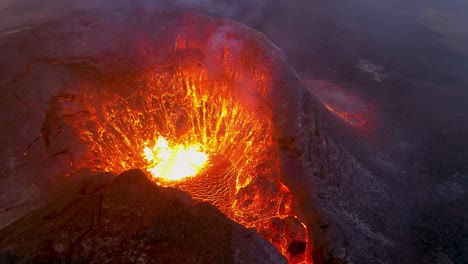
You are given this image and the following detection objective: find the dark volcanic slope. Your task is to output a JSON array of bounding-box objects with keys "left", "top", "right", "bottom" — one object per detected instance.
[{"left": 0, "top": 169, "right": 286, "bottom": 264}]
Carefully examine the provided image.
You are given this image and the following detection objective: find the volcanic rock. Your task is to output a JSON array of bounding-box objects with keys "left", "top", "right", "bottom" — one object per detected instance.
[
  {"left": 0, "top": 169, "right": 286, "bottom": 264},
  {"left": 0, "top": 7, "right": 403, "bottom": 264}
]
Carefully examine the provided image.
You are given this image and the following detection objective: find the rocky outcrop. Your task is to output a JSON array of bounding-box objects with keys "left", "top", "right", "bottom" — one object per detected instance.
[{"left": 0, "top": 169, "right": 286, "bottom": 264}]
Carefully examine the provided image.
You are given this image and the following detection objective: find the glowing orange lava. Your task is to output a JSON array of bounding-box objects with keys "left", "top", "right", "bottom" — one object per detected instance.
[
  {"left": 324, "top": 103, "right": 367, "bottom": 127},
  {"left": 143, "top": 136, "right": 209, "bottom": 183},
  {"left": 61, "top": 19, "right": 312, "bottom": 263},
  {"left": 303, "top": 79, "right": 374, "bottom": 129}
]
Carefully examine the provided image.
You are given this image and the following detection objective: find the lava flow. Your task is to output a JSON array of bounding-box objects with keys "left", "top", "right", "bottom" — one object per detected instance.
[
  {"left": 143, "top": 136, "right": 209, "bottom": 183},
  {"left": 303, "top": 79, "right": 375, "bottom": 129},
  {"left": 56, "top": 20, "right": 312, "bottom": 263}
]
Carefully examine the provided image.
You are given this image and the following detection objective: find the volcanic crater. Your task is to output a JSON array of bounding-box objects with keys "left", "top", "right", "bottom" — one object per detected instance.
[{"left": 0, "top": 9, "right": 340, "bottom": 264}]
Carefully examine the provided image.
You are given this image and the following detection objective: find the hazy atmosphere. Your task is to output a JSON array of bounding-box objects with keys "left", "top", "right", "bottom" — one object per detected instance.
[{"left": 1, "top": 1, "right": 467, "bottom": 263}]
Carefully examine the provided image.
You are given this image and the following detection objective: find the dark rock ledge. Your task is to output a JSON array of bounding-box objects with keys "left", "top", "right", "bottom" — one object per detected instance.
[{"left": 0, "top": 169, "right": 286, "bottom": 264}]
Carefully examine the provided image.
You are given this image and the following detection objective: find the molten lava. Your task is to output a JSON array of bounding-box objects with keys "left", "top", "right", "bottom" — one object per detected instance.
[
  {"left": 54, "top": 16, "right": 312, "bottom": 263},
  {"left": 143, "top": 136, "right": 209, "bottom": 183},
  {"left": 324, "top": 103, "right": 367, "bottom": 127},
  {"left": 303, "top": 79, "right": 375, "bottom": 129}
]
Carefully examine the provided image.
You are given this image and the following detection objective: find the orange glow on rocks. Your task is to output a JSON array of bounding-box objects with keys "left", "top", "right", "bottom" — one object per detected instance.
[
  {"left": 53, "top": 14, "right": 312, "bottom": 263},
  {"left": 324, "top": 103, "right": 367, "bottom": 127},
  {"left": 303, "top": 79, "right": 375, "bottom": 128}
]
